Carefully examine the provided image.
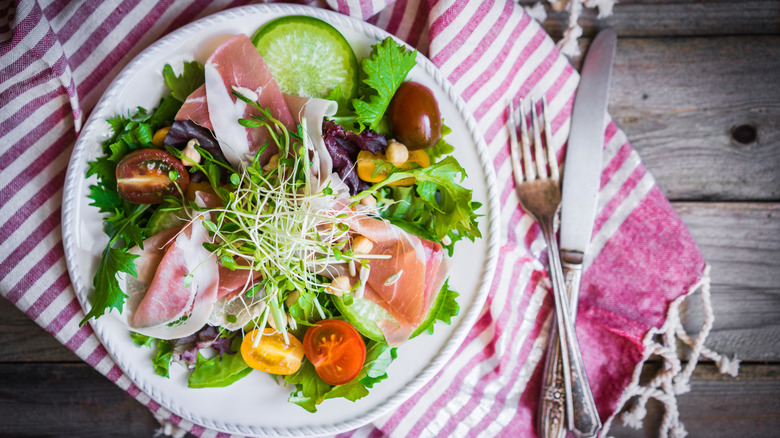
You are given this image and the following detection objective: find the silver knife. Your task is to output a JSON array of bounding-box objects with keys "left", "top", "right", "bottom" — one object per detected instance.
[{"left": 538, "top": 28, "right": 617, "bottom": 438}]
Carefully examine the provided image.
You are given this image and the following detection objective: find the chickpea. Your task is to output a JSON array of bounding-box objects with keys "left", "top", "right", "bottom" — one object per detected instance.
[
  {"left": 386, "top": 140, "right": 409, "bottom": 165},
  {"left": 360, "top": 194, "right": 377, "bottom": 208},
  {"left": 327, "top": 275, "right": 351, "bottom": 296},
  {"left": 352, "top": 235, "right": 374, "bottom": 254}
]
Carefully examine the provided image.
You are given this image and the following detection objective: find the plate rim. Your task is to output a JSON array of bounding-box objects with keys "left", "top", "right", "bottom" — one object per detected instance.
[{"left": 61, "top": 3, "right": 501, "bottom": 436}]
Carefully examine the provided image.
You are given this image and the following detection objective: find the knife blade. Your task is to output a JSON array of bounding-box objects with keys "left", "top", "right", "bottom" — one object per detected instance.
[{"left": 538, "top": 28, "right": 617, "bottom": 438}]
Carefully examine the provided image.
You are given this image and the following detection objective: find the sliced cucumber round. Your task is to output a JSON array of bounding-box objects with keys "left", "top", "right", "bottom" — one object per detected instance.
[
  {"left": 146, "top": 205, "right": 187, "bottom": 236},
  {"left": 332, "top": 281, "right": 451, "bottom": 342},
  {"left": 252, "top": 16, "right": 359, "bottom": 111},
  {"left": 331, "top": 294, "right": 391, "bottom": 343}
]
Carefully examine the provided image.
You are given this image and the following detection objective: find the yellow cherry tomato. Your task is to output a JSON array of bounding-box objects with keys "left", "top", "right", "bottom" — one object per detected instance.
[
  {"left": 355, "top": 149, "right": 430, "bottom": 186},
  {"left": 240, "top": 328, "right": 303, "bottom": 375},
  {"left": 151, "top": 126, "right": 171, "bottom": 147}
]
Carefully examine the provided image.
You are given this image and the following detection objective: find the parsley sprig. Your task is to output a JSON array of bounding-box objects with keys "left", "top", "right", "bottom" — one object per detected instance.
[{"left": 352, "top": 37, "right": 417, "bottom": 131}]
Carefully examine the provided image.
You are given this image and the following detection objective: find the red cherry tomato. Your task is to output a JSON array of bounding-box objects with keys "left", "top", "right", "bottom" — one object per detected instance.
[
  {"left": 387, "top": 81, "right": 442, "bottom": 150},
  {"left": 116, "top": 149, "right": 189, "bottom": 204},
  {"left": 303, "top": 319, "right": 366, "bottom": 385}
]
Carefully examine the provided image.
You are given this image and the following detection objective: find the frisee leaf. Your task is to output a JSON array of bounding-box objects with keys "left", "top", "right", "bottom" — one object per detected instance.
[
  {"left": 80, "top": 246, "right": 139, "bottom": 324},
  {"left": 352, "top": 37, "right": 417, "bottom": 131},
  {"left": 425, "top": 124, "right": 455, "bottom": 162},
  {"left": 358, "top": 156, "right": 481, "bottom": 255},
  {"left": 410, "top": 279, "right": 459, "bottom": 338}
]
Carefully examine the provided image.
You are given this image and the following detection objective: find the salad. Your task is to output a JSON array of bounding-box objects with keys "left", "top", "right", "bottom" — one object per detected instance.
[{"left": 81, "top": 15, "right": 481, "bottom": 412}]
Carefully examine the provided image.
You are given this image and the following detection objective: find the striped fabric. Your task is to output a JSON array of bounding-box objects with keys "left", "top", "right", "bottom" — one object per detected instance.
[{"left": 0, "top": 1, "right": 705, "bottom": 437}]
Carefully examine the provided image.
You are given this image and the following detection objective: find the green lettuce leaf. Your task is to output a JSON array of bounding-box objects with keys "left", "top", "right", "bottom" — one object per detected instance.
[
  {"left": 188, "top": 350, "right": 252, "bottom": 388},
  {"left": 152, "top": 340, "right": 174, "bottom": 377},
  {"left": 425, "top": 124, "right": 455, "bottom": 162},
  {"left": 285, "top": 361, "right": 333, "bottom": 413},
  {"left": 80, "top": 245, "right": 139, "bottom": 324}
]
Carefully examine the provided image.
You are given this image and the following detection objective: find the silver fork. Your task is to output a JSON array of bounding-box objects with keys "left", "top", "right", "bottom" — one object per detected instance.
[{"left": 508, "top": 98, "right": 597, "bottom": 435}]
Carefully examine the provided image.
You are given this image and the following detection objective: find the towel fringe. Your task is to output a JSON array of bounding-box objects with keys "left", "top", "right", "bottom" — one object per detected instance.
[
  {"left": 525, "top": 1, "right": 618, "bottom": 57},
  {"left": 600, "top": 265, "right": 740, "bottom": 438},
  {"left": 153, "top": 413, "right": 186, "bottom": 438}
]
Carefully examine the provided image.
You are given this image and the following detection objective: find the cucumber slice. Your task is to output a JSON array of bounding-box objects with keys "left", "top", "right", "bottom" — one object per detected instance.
[
  {"left": 147, "top": 205, "right": 187, "bottom": 236},
  {"left": 331, "top": 294, "right": 391, "bottom": 343},
  {"left": 252, "top": 16, "right": 359, "bottom": 111},
  {"left": 332, "top": 280, "right": 453, "bottom": 342}
]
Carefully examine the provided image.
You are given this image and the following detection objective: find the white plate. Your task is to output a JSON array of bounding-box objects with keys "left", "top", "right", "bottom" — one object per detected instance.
[{"left": 62, "top": 4, "right": 499, "bottom": 437}]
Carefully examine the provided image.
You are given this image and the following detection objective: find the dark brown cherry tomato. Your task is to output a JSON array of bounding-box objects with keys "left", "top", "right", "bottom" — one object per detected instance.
[
  {"left": 303, "top": 319, "right": 366, "bottom": 386},
  {"left": 116, "top": 149, "right": 189, "bottom": 204},
  {"left": 387, "top": 81, "right": 442, "bottom": 150}
]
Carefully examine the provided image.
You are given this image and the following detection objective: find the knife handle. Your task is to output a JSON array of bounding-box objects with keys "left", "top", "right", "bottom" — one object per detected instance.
[{"left": 538, "top": 258, "right": 602, "bottom": 438}]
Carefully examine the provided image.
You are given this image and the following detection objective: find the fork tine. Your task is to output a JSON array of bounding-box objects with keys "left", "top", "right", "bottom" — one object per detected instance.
[
  {"left": 518, "top": 98, "right": 536, "bottom": 181},
  {"left": 507, "top": 100, "right": 524, "bottom": 186},
  {"left": 531, "top": 102, "right": 547, "bottom": 178},
  {"left": 542, "top": 96, "right": 560, "bottom": 181}
]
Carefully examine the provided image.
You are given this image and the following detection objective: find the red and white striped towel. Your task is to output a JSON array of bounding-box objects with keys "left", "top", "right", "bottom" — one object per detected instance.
[{"left": 1, "top": 1, "right": 732, "bottom": 437}]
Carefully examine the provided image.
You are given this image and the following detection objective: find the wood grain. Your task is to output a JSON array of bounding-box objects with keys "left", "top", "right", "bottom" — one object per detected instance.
[
  {"left": 608, "top": 363, "right": 780, "bottom": 438},
  {"left": 527, "top": 0, "right": 780, "bottom": 39},
  {"left": 0, "top": 363, "right": 161, "bottom": 438},
  {"left": 674, "top": 202, "right": 780, "bottom": 360},
  {"left": 0, "top": 361, "right": 774, "bottom": 438},
  {"left": 0, "top": 298, "right": 79, "bottom": 363},
  {"left": 609, "top": 36, "right": 780, "bottom": 201}
]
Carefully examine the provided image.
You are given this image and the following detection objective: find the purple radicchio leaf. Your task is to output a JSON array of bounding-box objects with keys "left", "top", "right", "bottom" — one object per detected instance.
[
  {"left": 164, "top": 120, "right": 229, "bottom": 183},
  {"left": 322, "top": 120, "right": 388, "bottom": 195},
  {"left": 170, "top": 325, "right": 237, "bottom": 367}
]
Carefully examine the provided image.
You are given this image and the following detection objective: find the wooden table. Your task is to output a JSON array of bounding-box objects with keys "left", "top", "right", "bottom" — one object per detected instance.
[{"left": 1, "top": 1, "right": 778, "bottom": 436}]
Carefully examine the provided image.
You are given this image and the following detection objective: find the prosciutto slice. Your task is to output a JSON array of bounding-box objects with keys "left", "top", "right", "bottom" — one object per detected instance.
[
  {"left": 331, "top": 216, "right": 446, "bottom": 346},
  {"left": 128, "top": 219, "right": 219, "bottom": 339},
  {"left": 175, "top": 34, "right": 296, "bottom": 168}
]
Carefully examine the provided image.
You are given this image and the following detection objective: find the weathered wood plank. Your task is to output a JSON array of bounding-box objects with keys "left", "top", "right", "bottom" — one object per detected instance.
[
  {"left": 0, "top": 362, "right": 773, "bottom": 437},
  {"left": 525, "top": 0, "right": 780, "bottom": 39},
  {"left": 674, "top": 202, "right": 780, "bottom": 361},
  {"left": 609, "top": 36, "right": 780, "bottom": 201},
  {"left": 0, "top": 298, "right": 80, "bottom": 363},
  {"left": 0, "top": 363, "right": 161, "bottom": 438},
  {"left": 609, "top": 363, "right": 780, "bottom": 438}
]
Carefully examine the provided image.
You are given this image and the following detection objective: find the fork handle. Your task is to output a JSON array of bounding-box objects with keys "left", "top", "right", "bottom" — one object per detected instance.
[
  {"left": 539, "top": 220, "right": 600, "bottom": 437},
  {"left": 539, "top": 259, "right": 602, "bottom": 438}
]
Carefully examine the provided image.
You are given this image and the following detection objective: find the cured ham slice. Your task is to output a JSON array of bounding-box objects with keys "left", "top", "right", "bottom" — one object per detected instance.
[
  {"left": 129, "top": 219, "right": 219, "bottom": 339},
  {"left": 175, "top": 34, "right": 296, "bottom": 168},
  {"left": 325, "top": 215, "right": 445, "bottom": 346},
  {"left": 350, "top": 217, "right": 443, "bottom": 325},
  {"left": 217, "top": 259, "right": 262, "bottom": 299}
]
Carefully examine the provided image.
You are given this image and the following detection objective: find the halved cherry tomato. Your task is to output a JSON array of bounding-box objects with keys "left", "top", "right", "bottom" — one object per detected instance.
[
  {"left": 240, "top": 328, "right": 303, "bottom": 375},
  {"left": 116, "top": 149, "right": 189, "bottom": 204},
  {"left": 303, "top": 319, "right": 366, "bottom": 385},
  {"left": 355, "top": 149, "right": 430, "bottom": 186}
]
